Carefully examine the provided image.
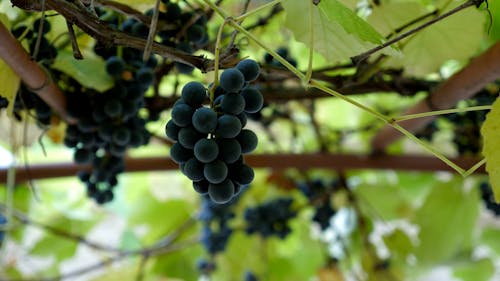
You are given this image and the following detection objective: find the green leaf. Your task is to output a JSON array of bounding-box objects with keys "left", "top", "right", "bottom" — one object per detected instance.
[
  {"left": 368, "top": 1, "right": 485, "bottom": 76},
  {"left": 480, "top": 227, "right": 500, "bottom": 255},
  {"left": 383, "top": 229, "right": 415, "bottom": 262},
  {"left": 485, "top": 0, "right": 500, "bottom": 42},
  {"left": 282, "top": 0, "right": 396, "bottom": 63},
  {"left": 31, "top": 214, "right": 96, "bottom": 261},
  {"left": 481, "top": 96, "right": 500, "bottom": 202},
  {"left": 453, "top": 258, "right": 495, "bottom": 281},
  {"left": 52, "top": 50, "right": 113, "bottom": 92},
  {"left": 412, "top": 177, "right": 479, "bottom": 266}
]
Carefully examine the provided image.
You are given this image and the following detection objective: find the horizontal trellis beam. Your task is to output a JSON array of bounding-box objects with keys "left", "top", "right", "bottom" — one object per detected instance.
[{"left": 0, "top": 154, "right": 485, "bottom": 183}]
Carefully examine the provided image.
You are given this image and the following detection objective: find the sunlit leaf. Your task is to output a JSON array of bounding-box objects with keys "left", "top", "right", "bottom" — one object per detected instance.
[
  {"left": 282, "top": 0, "right": 396, "bottom": 63},
  {"left": 368, "top": 1, "right": 485, "bottom": 76},
  {"left": 52, "top": 50, "right": 113, "bottom": 92},
  {"left": 481, "top": 96, "right": 500, "bottom": 202}
]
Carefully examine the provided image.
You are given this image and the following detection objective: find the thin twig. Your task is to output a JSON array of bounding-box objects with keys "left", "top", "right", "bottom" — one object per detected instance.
[
  {"left": 65, "top": 20, "right": 83, "bottom": 59},
  {"left": 142, "top": 0, "right": 161, "bottom": 61}
]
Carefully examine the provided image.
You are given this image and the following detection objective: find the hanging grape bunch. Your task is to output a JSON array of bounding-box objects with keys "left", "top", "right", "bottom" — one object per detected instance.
[{"left": 166, "top": 59, "right": 263, "bottom": 203}]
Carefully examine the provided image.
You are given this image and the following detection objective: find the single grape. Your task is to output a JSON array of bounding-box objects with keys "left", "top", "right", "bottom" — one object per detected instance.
[
  {"left": 236, "top": 59, "right": 260, "bottom": 82},
  {"left": 230, "top": 163, "right": 254, "bottom": 185},
  {"left": 165, "top": 119, "right": 181, "bottom": 141},
  {"left": 186, "top": 24, "right": 206, "bottom": 44},
  {"left": 171, "top": 102, "right": 195, "bottom": 127},
  {"left": 105, "top": 56, "right": 125, "bottom": 77},
  {"left": 241, "top": 87, "right": 264, "bottom": 113},
  {"left": 221, "top": 92, "right": 245, "bottom": 115},
  {"left": 104, "top": 99, "right": 123, "bottom": 118},
  {"left": 131, "top": 22, "right": 149, "bottom": 38},
  {"left": 129, "top": 131, "right": 145, "bottom": 147},
  {"left": 192, "top": 107, "right": 217, "bottom": 134},
  {"left": 112, "top": 127, "right": 131, "bottom": 146},
  {"left": 165, "top": 2, "right": 182, "bottom": 19},
  {"left": 216, "top": 115, "right": 242, "bottom": 138},
  {"left": 74, "top": 148, "right": 93, "bottom": 164},
  {"left": 98, "top": 123, "right": 114, "bottom": 141},
  {"left": 183, "top": 158, "right": 205, "bottom": 181},
  {"left": 182, "top": 81, "right": 207, "bottom": 106},
  {"left": 193, "top": 180, "right": 209, "bottom": 194},
  {"left": 204, "top": 160, "right": 228, "bottom": 184},
  {"left": 218, "top": 139, "right": 242, "bottom": 163},
  {"left": 33, "top": 18, "right": 51, "bottom": 34},
  {"left": 194, "top": 138, "right": 219, "bottom": 163},
  {"left": 219, "top": 68, "right": 245, "bottom": 93},
  {"left": 178, "top": 126, "right": 204, "bottom": 149},
  {"left": 208, "top": 179, "right": 235, "bottom": 204},
  {"left": 170, "top": 142, "right": 193, "bottom": 164},
  {"left": 136, "top": 67, "right": 154, "bottom": 88},
  {"left": 277, "top": 47, "right": 288, "bottom": 58},
  {"left": 236, "top": 112, "right": 248, "bottom": 128},
  {"left": 236, "top": 129, "right": 258, "bottom": 153}
]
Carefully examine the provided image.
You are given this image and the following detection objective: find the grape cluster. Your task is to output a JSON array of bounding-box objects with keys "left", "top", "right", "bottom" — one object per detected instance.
[
  {"left": 199, "top": 194, "right": 236, "bottom": 254},
  {"left": 12, "top": 18, "right": 57, "bottom": 62},
  {"left": 243, "top": 197, "right": 296, "bottom": 239},
  {"left": 166, "top": 59, "right": 263, "bottom": 203},
  {"left": 12, "top": 84, "right": 53, "bottom": 126},
  {"left": 298, "top": 179, "right": 338, "bottom": 230},
  {"left": 64, "top": 47, "right": 153, "bottom": 204},
  {"left": 479, "top": 182, "right": 500, "bottom": 216}
]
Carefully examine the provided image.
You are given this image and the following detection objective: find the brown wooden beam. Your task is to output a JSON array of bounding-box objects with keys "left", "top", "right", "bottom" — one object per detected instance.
[{"left": 0, "top": 154, "right": 485, "bottom": 183}]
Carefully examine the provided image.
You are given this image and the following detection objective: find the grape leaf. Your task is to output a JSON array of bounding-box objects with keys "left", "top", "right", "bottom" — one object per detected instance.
[
  {"left": 282, "top": 0, "right": 397, "bottom": 63},
  {"left": 485, "top": 0, "right": 500, "bottom": 42},
  {"left": 453, "top": 258, "right": 494, "bottom": 281},
  {"left": 52, "top": 50, "right": 113, "bottom": 92},
  {"left": 413, "top": 177, "right": 479, "bottom": 265},
  {"left": 368, "top": 1, "right": 485, "bottom": 76},
  {"left": 481, "top": 96, "right": 500, "bottom": 202}
]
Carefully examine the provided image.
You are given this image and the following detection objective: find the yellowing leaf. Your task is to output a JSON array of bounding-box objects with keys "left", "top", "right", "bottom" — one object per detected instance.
[{"left": 481, "top": 96, "right": 500, "bottom": 202}]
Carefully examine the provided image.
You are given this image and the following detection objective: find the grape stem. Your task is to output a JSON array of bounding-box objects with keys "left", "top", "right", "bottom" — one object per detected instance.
[{"left": 233, "top": 0, "right": 283, "bottom": 22}]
